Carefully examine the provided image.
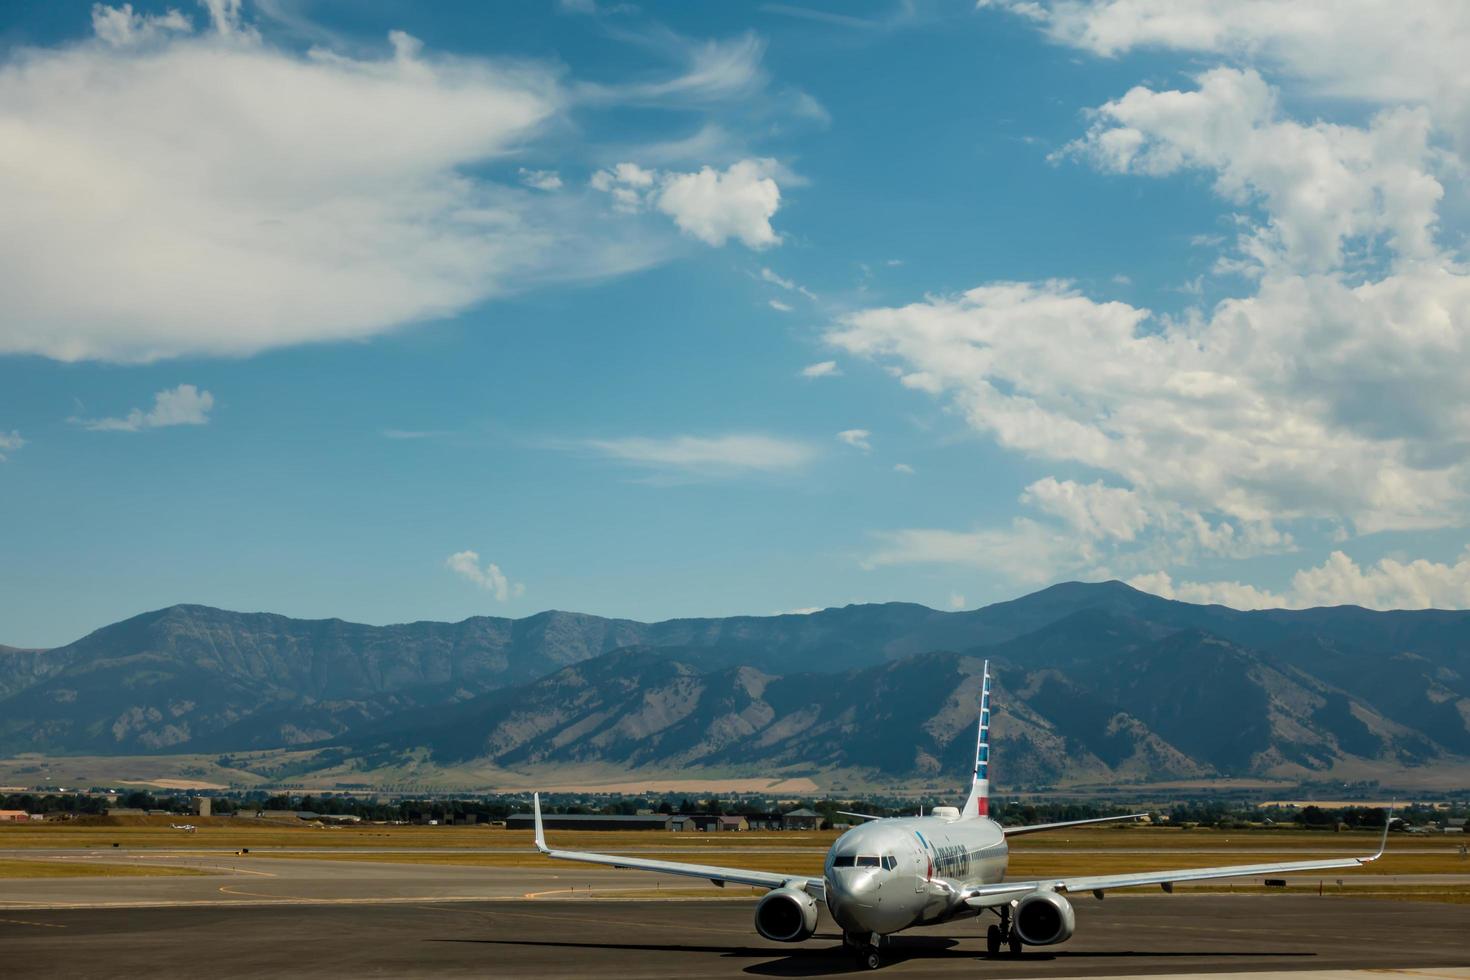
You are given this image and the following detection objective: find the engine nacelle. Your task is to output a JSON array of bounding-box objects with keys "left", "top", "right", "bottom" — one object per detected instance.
[
  {"left": 1013, "top": 890, "right": 1076, "bottom": 946},
  {"left": 754, "top": 886, "right": 819, "bottom": 942}
]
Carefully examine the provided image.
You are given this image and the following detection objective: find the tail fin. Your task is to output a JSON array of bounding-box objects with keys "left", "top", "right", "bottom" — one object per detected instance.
[{"left": 962, "top": 660, "right": 992, "bottom": 819}]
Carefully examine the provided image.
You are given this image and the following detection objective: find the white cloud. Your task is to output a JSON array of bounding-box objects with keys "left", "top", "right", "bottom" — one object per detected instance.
[
  {"left": 446, "top": 550, "right": 524, "bottom": 602},
  {"left": 655, "top": 160, "right": 782, "bottom": 248},
  {"left": 1131, "top": 547, "right": 1470, "bottom": 611},
  {"left": 579, "top": 32, "right": 768, "bottom": 106},
  {"left": 893, "top": 462, "right": 915, "bottom": 474},
  {"left": 863, "top": 518, "right": 1080, "bottom": 582},
  {"left": 773, "top": 605, "right": 823, "bottom": 615},
  {"left": 947, "top": 592, "right": 967, "bottom": 610},
  {"left": 0, "top": 6, "right": 684, "bottom": 362},
  {"left": 769, "top": 299, "right": 793, "bottom": 312},
  {"left": 1021, "top": 477, "right": 1149, "bottom": 542},
  {"left": 592, "top": 159, "right": 783, "bottom": 248},
  {"left": 518, "top": 168, "right": 563, "bottom": 191},
  {"left": 584, "top": 433, "right": 814, "bottom": 476},
  {"left": 836, "top": 428, "right": 872, "bottom": 452},
  {"left": 76, "top": 384, "right": 214, "bottom": 432},
  {"left": 91, "top": 3, "right": 192, "bottom": 46},
  {"left": 1005, "top": 1, "right": 1470, "bottom": 111},
  {"left": 1061, "top": 68, "right": 1443, "bottom": 273},
  {"left": 0, "top": 430, "right": 25, "bottom": 462},
  {"left": 800, "top": 360, "right": 840, "bottom": 378},
  {"left": 846, "top": 2, "right": 1470, "bottom": 603},
  {"left": 760, "top": 266, "right": 815, "bottom": 298}
]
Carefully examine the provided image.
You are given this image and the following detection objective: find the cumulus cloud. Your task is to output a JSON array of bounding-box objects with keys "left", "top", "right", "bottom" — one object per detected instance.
[
  {"left": 1021, "top": 477, "right": 1149, "bottom": 542},
  {"left": 837, "top": 428, "right": 872, "bottom": 452},
  {"left": 1132, "top": 547, "right": 1470, "bottom": 611},
  {"left": 947, "top": 592, "right": 967, "bottom": 610},
  {"left": 76, "top": 384, "right": 214, "bottom": 432},
  {"left": 591, "top": 159, "right": 782, "bottom": 248},
  {"left": 838, "top": 3, "right": 1470, "bottom": 601},
  {"left": 0, "top": 430, "right": 25, "bottom": 462},
  {"left": 829, "top": 68, "right": 1470, "bottom": 565},
  {"left": 583, "top": 433, "right": 814, "bottom": 476},
  {"left": 893, "top": 462, "right": 915, "bottom": 474},
  {"left": 1061, "top": 68, "right": 1442, "bottom": 273},
  {"left": 800, "top": 360, "right": 840, "bottom": 378},
  {"left": 446, "top": 550, "right": 524, "bottom": 602},
  {"left": 1001, "top": 1, "right": 1470, "bottom": 111}
]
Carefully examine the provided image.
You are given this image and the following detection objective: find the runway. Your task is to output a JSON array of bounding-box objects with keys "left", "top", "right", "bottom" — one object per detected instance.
[{"left": 2, "top": 895, "right": 1467, "bottom": 979}]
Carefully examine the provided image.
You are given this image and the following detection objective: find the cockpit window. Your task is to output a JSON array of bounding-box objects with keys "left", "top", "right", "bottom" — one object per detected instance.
[
  {"left": 855, "top": 855, "right": 881, "bottom": 868},
  {"left": 882, "top": 855, "right": 896, "bottom": 870},
  {"left": 832, "top": 855, "right": 855, "bottom": 867}
]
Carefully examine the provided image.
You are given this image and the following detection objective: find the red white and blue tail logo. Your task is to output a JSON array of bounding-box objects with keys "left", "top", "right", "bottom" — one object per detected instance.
[{"left": 962, "top": 661, "right": 991, "bottom": 818}]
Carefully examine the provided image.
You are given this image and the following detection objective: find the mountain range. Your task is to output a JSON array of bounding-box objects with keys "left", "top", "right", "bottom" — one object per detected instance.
[{"left": 2, "top": 582, "right": 1468, "bottom": 788}]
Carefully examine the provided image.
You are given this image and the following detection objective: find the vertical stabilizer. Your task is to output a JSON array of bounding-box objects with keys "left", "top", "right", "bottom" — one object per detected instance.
[{"left": 962, "top": 661, "right": 992, "bottom": 818}]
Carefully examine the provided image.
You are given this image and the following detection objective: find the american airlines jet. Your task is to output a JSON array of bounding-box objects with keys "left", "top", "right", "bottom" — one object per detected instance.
[{"left": 531, "top": 661, "right": 1389, "bottom": 970}]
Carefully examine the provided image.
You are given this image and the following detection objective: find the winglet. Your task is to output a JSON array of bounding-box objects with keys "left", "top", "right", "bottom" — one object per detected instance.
[
  {"left": 532, "top": 792, "right": 549, "bottom": 854},
  {"left": 1367, "top": 803, "right": 1394, "bottom": 863},
  {"left": 961, "top": 660, "right": 992, "bottom": 819}
]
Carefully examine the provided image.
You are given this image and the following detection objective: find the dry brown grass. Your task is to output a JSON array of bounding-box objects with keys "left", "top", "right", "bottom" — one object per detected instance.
[{"left": 0, "top": 858, "right": 206, "bottom": 879}]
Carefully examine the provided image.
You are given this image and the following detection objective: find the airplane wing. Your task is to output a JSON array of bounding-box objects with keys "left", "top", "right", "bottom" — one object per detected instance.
[
  {"left": 963, "top": 820, "right": 1390, "bottom": 908},
  {"left": 529, "top": 794, "right": 824, "bottom": 898},
  {"left": 1001, "top": 813, "right": 1148, "bottom": 836}
]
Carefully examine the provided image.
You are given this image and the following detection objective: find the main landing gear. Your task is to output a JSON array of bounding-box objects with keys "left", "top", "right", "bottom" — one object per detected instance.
[
  {"left": 845, "top": 931, "right": 884, "bottom": 970},
  {"left": 986, "top": 906, "right": 1023, "bottom": 957}
]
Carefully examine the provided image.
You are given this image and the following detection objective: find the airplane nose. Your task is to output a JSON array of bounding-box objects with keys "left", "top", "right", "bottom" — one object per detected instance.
[{"left": 825, "top": 870, "right": 881, "bottom": 932}]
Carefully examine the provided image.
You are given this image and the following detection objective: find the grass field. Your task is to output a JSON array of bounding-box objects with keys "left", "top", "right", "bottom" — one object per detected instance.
[
  {"left": 0, "top": 858, "right": 207, "bottom": 879},
  {"left": 4, "top": 816, "right": 1460, "bottom": 856},
  {"left": 4, "top": 817, "right": 1466, "bottom": 902}
]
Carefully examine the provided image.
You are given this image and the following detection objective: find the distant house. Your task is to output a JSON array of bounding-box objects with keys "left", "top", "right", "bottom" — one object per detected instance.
[
  {"left": 506, "top": 813, "right": 674, "bottom": 832},
  {"left": 745, "top": 812, "right": 785, "bottom": 831},
  {"left": 717, "top": 815, "right": 749, "bottom": 832},
  {"left": 669, "top": 815, "right": 699, "bottom": 832},
  {"left": 0, "top": 810, "right": 30, "bottom": 822},
  {"left": 782, "top": 807, "right": 821, "bottom": 831}
]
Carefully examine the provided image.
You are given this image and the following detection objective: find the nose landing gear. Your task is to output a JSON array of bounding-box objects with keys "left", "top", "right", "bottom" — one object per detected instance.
[
  {"left": 986, "top": 906, "right": 1023, "bottom": 957},
  {"left": 845, "top": 931, "right": 885, "bottom": 970}
]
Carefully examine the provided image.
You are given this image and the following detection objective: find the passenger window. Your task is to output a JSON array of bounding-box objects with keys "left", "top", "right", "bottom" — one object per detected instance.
[
  {"left": 832, "top": 855, "right": 855, "bottom": 867},
  {"left": 856, "top": 855, "right": 880, "bottom": 868}
]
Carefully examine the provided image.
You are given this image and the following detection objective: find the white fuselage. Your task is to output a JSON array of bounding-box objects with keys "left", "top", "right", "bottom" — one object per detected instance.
[{"left": 823, "top": 814, "right": 1009, "bottom": 936}]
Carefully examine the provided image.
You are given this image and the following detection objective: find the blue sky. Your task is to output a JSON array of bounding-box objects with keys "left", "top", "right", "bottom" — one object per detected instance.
[{"left": 4, "top": 0, "right": 1470, "bottom": 647}]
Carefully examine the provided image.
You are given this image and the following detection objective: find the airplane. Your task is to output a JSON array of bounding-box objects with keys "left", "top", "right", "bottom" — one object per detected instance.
[
  {"left": 169, "top": 823, "right": 196, "bottom": 833},
  {"left": 531, "top": 660, "right": 1391, "bottom": 970}
]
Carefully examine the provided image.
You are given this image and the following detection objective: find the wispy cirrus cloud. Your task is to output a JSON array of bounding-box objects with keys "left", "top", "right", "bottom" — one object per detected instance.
[
  {"left": 74, "top": 384, "right": 214, "bottom": 433},
  {"left": 1, "top": 5, "right": 792, "bottom": 363},
  {"left": 582, "top": 433, "right": 814, "bottom": 477},
  {"left": 0, "top": 430, "right": 25, "bottom": 462}
]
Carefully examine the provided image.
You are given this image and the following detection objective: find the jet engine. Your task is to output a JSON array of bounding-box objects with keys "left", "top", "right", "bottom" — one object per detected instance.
[
  {"left": 1013, "top": 890, "right": 1076, "bottom": 946},
  {"left": 753, "top": 886, "right": 819, "bottom": 942}
]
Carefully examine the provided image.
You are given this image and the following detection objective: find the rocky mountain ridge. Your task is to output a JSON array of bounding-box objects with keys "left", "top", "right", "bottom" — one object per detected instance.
[{"left": 2, "top": 582, "right": 1467, "bottom": 785}]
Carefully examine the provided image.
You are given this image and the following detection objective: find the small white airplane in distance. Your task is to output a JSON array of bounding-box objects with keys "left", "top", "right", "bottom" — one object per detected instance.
[
  {"left": 169, "top": 823, "right": 196, "bottom": 833},
  {"left": 532, "top": 660, "right": 1391, "bottom": 970}
]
